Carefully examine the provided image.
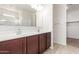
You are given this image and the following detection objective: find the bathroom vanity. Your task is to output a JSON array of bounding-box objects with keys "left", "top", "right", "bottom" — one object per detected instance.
[
  {"left": 0, "top": 32, "right": 51, "bottom": 54},
  {"left": 0, "top": 4, "right": 52, "bottom": 54}
]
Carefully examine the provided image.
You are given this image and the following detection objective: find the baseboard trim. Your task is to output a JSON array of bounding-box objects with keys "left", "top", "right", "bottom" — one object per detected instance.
[
  {"left": 54, "top": 41, "right": 66, "bottom": 46},
  {"left": 54, "top": 42, "right": 65, "bottom": 46}
]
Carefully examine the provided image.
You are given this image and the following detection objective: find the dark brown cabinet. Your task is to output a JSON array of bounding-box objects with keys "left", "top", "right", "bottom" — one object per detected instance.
[
  {"left": 26, "top": 35, "right": 38, "bottom": 54},
  {"left": 38, "top": 33, "right": 47, "bottom": 53},
  {"left": 0, "top": 32, "right": 51, "bottom": 54},
  {"left": 38, "top": 32, "right": 51, "bottom": 54},
  {"left": 0, "top": 37, "right": 25, "bottom": 54},
  {"left": 46, "top": 32, "right": 51, "bottom": 49}
]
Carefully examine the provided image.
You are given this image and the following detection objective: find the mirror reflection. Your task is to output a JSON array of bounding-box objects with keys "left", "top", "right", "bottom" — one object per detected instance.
[{"left": 0, "top": 4, "right": 36, "bottom": 26}]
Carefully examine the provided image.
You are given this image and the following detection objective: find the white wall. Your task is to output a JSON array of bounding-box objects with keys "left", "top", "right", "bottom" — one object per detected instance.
[
  {"left": 53, "top": 4, "right": 67, "bottom": 45},
  {"left": 67, "top": 10, "right": 79, "bottom": 39},
  {"left": 36, "top": 5, "right": 53, "bottom": 48},
  {"left": 36, "top": 5, "right": 53, "bottom": 32}
]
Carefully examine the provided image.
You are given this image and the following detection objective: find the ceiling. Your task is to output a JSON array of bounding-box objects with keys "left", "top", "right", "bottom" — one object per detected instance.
[{"left": 0, "top": 4, "right": 36, "bottom": 13}]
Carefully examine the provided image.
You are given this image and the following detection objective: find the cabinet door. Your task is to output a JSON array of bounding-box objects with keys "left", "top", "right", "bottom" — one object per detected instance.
[
  {"left": 0, "top": 43, "right": 10, "bottom": 54},
  {"left": 38, "top": 33, "right": 47, "bottom": 53},
  {"left": 26, "top": 35, "right": 38, "bottom": 54},
  {"left": 46, "top": 32, "right": 51, "bottom": 49},
  {"left": 0, "top": 38, "right": 24, "bottom": 54}
]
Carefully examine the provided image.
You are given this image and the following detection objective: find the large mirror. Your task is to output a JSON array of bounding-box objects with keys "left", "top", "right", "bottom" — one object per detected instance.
[{"left": 0, "top": 4, "right": 36, "bottom": 26}]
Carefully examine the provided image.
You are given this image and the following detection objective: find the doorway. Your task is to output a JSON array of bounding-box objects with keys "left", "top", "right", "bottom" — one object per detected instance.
[{"left": 67, "top": 4, "right": 79, "bottom": 48}]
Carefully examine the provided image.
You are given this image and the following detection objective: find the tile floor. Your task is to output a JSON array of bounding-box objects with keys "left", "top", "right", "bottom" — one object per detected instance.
[{"left": 43, "top": 38, "right": 79, "bottom": 54}]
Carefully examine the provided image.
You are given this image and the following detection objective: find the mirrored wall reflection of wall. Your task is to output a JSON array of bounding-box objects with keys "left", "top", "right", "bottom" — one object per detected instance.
[
  {"left": 0, "top": 4, "right": 36, "bottom": 26},
  {"left": 21, "top": 10, "right": 36, "bottom": 26},
  {"left": 0, "top": 8, "right": 19, "bottom": 26}
]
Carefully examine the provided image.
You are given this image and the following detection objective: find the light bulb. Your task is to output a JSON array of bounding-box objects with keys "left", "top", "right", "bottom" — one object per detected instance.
[{"left": 30, "top": 4, "right": 43, "bottom": 11}]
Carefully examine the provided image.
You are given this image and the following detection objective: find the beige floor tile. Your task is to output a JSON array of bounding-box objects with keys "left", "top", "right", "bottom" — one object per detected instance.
[{"left": 44, "top": 39, "right": 79, "bottom": 54}]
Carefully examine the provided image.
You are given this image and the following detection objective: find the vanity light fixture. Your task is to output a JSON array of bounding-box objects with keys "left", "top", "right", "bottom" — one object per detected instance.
[{"left": 30, "top": 4, "right": 43, "bottom": 11}]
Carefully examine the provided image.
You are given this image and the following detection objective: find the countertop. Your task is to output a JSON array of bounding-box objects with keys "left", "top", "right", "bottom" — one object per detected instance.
[{"left": 0, "top": 31, "right": 50, "bottom": 42}]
